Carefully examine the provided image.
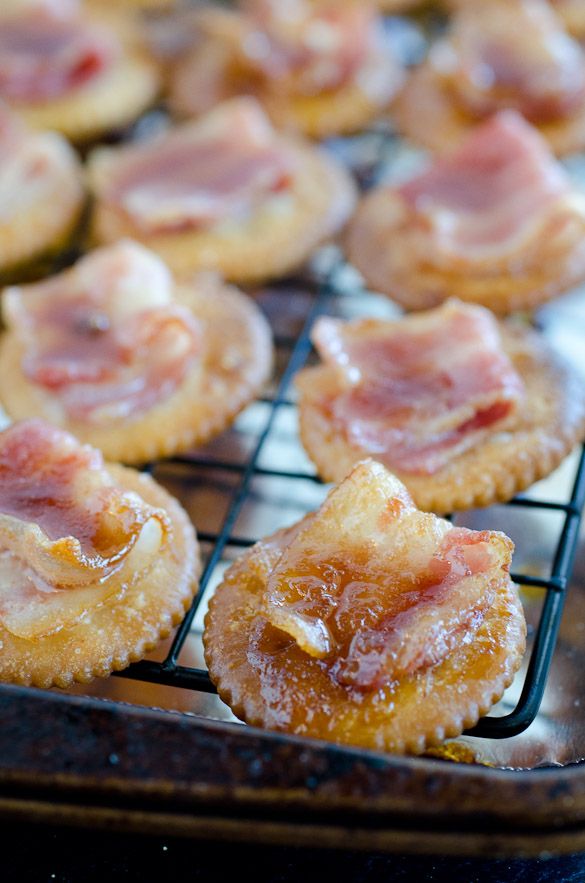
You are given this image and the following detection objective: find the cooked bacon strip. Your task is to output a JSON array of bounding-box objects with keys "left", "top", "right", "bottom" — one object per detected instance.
[
  {"left": 3, "top": 241, "right": 201, "bottom": 424},
  {"left": 0, "top": 419, "right": 169, "bottom": 637},
  {"left": 239, "top": 0, "right": 375, "bottom": 95},
  {"left": 430, "top": 0, "right": 585, "bottom": 122},
  {"left": 0, "top": 1, "right": 118, "bottom": 103},
  {"left": 96, "top": 98, "right": 294, "bottom": 234},
  {"left": 264, "top": 460, "right": 513, "bottom": 690},
  {"left": 394, "top": 111, "right": 585, "bottom": 261},
  {"left": 311, "top": 301, "right": 524, "bottom": 475}
]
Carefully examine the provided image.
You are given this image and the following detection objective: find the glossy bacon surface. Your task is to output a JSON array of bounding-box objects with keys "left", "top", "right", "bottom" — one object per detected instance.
[
  {"left": 264, "top": 461, "right": 513, "bottom": 689},
  {"left": 0, "top": 419, "right": 169, "bottom": 639}
]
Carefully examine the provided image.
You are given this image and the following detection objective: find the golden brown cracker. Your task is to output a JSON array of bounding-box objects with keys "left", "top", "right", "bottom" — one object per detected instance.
[
  {"left": 204, "top": 514, "right": 525, "bottom": 754},
  {"left": 0, "top": 274, "right": 273, "bottom": 463},
  {"left": 88, "top": 140, "right": 357, "bottom": 285},
  {"left": 0, "top": 464, "right": 199, "bottom": 689},
  {"left": 345, "top": 187, "right": 585, "bottom": 315},
  {"left": 297, "top": 323, "right": 585, "bottom": 513}
]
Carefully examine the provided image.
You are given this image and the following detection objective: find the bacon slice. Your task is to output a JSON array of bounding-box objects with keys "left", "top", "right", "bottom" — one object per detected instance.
[
  {"left": 3, "top": 241, "right": 201, "bottom": 424},
  {"left": 430, "top": 0, "right": 585, "bottom": 122},
  {"left": 311, "top": 301, "right": 524, "bottom": 475},
  {"left": 239, "top": 0, "right": 375, "bottom": 96},
  {"left": 0, "top": 1, "right": 118, "bottom": 103},
  {"left": 394, "top": 111, "right": 585, "bottom": 262},
  {"left": 95, "top": 98, "right": 294, "bottom": 234},
  {"left": 0, "top": 419, "right": 169, "bottom": 638},
  {"left": 263, "top": 460, "right": 513, "bottom": 690}
]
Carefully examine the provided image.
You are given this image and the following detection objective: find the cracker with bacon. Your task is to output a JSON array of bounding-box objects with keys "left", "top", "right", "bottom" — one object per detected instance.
[
  {"left": 204, "top": 459, "right": 526, "bottom": 754},
  {"left": 0, "top": 240, "right": 273, "bottom": 463},
  {"left": 297, "top": 301, "right": 585, "bottom": 514},
  {"left": 0, "top": 419, "right": 199, "bottom": 688},
  {"left": 0, "top": 0, "right": 159, "bottom": 143},
  {"left": 394, "top": 0, "right": 585, "bottom": 156},
  {"left": 87, "top": 98, "right": 357, "bottom": 285},
  {"left": 346, "top": 112, "right": 585, "bottom": 315},
  {"left": 169, "top": 0, "right": 404, "bottom": 140},
  {"left": 0, "top": 103, "right": 84, "bottom": 282}
]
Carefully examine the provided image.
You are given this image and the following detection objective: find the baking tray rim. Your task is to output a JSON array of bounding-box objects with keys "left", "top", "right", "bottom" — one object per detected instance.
[{"left": 2, "top": 682, "right": 585, "bottom": 856}]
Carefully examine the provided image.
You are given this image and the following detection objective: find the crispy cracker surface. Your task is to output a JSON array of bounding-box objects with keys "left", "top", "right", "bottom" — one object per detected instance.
[{"left": 0, "top": 149, "right": 85, "bottom": 280}]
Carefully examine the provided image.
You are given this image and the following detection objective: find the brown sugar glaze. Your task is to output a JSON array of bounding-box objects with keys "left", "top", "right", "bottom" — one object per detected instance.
[
  {"left": 0, "top": 419, "right": 162, "bottom": 563},
  {"left": 264, "top": 524, "right": 502, "bottom": 688},
  {"left": 205, "top": 463, "right": 526, "bottom": 753}
]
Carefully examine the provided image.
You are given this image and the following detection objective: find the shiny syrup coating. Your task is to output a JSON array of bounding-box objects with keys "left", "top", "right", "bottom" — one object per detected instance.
[
  {"left": 205, "top": 516, "right": 526, "bottom": 753},
  {"left": 0, "top": 419, "right": 151, "bottom": 559}
]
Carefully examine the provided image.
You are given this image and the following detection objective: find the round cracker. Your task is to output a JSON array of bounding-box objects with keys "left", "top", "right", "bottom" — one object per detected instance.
[
  {"left": 203, "top": 519, "right": 526, "bottom": 754},
  {"left": 393, "top": 63, "right": 585, "bottom": 157},
  {"left": 0, "top": 463, "right": 199, "bottom": 689},
  {"left": 12, "top": 48, "right": 159, "bottom": 144},
  {"left": 345, "top": 187, "right": 585, "bottom": 315},
  {"left": 297, "top": 323, "right": 585, "bottom": 514},
  {"left": 0, "top": 275, "right": 273, "bottom": 464},
  {"left": 0, "top": 134, "right": 85, "bottom": 281},
  {"left": 87, "top": 139, "right": 357, "bottom": 285},
  {"left": 170, "top": 37, "right": 404, "bottom": 140}
]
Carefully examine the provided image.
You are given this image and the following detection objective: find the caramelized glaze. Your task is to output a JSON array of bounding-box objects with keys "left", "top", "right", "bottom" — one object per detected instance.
[{"left": 204, "top": 461, "right": 526, "bottom": 753}]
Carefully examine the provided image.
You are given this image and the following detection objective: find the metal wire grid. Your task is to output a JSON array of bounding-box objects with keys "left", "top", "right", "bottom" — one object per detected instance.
[
  {"left": 111, "top": 213, "right": 585, "bottom": 740},
  {"left": 113, "top": 8, "right": 585, "bottom": 742}
]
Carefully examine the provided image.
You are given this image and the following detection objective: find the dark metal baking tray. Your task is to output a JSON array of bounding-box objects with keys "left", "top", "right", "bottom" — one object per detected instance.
[{"left": 3, "top": 6, "right": 585, "bottom": 857}]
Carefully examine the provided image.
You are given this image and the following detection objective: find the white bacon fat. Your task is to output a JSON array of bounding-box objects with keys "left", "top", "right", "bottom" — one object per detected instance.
[
  {"left": 0, "top": 419, "right": 169, "bottom": 639},
  {"left": 311, "top": 300, "right": 524, "bottom": 475},
  {"left": 3, "top": 241, "right": 201, "bottom": 425}
]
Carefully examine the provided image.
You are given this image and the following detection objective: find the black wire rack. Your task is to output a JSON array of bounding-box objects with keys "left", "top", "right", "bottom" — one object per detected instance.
[
  {"left": 106, "top": 0, "right": 585, "bottom": 737},
  {"left": 110, "top": 121, "right": 585, "bottom": 741}
]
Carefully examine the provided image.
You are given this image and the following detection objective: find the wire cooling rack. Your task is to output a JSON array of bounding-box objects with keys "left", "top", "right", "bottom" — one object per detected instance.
[{"left": 111, "top": 123, "right": 585, "bottom": 741}]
